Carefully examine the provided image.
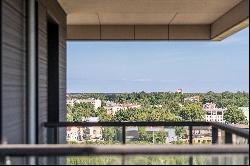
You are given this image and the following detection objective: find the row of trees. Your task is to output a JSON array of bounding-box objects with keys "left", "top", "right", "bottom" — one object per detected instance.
[
  {"left": 67, "top": 102, "right": 206, "bottom": 122},
  {"left": 68, "top": 91, "right": 249, "bottom": 108},
  {"left": 67, "top": 102, "right": 248, "bottom": 124}
]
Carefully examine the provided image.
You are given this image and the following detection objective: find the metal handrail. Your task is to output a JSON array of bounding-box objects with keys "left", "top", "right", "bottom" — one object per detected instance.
[
  {"left": 0, "top": 144, "right": 248, "bottom": 156},
  {"left": 211, "top": 122, "right": 249, "bottom": 138},
  {"left": 43, "top": 121, "right": 249, "bottom": 140},
  {"left": 44, "top": 121, "right": 210, "bottom": 127}
]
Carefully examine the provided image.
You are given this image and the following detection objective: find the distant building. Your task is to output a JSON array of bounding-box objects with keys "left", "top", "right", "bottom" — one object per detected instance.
[
  {"left": 105, "top": 103, "right": 141, "bottom": 115},
  {"left": 66, "top": 117, "right": 102, "bottom": 142},
  {"left": 176, "top": 89, "right": 183, "bottom": 94},
  {"left": 126, "top": 127, "right": 139, "bottom": 140},
  {"left": 106, "top": 105, "right": 122, "bottom": 115},
  {"left": 183, "top": 126, "right": 222, "bottom": 144},
  {"left": 66, "top": 99, "right": 75, "bottom": 106},
  {"left": 239, "top": 107, "right": 249, "bottom": 123},
  {"left": 203, "top": 103, "right": 226, "bottom": 123},
  {"left": 82, "top": 117, "right": 102, "bottom": 141},
  {"left": 66, "top": 126, "right": 84, "bottom": 142},
  {"left": 165, "top": 128, "right": 178, "bottom": 143},
  {"left": 67, "top": 98, "right": 102, "bottom": 109},
  {"left": 184, "top": 96, "right": 200, "bottom": 104},
  {"left": 203, "top": 103, "right": 216, "bottom": 109}
]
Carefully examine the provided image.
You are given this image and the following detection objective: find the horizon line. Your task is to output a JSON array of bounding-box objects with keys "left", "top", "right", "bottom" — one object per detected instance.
[{"left": 67, "top": 90, "right": 249, "bottom": 94}]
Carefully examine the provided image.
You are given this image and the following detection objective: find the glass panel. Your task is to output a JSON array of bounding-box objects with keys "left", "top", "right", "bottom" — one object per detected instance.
[
  {"left": 2, "top": 154, "right": 248, "bottom": 165},
  {"left": 64, "top": 154, "right": 250, "bottom": 165},
  {"left": 66, "top": 126, "right": 123, "bottom": 144}
]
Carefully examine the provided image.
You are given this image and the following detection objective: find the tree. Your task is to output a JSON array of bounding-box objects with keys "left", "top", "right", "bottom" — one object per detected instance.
[
  {"left": 167, "top": 100, "right": 181, "bottom": 115},
  {"left": 102, "top": 127, "right": 117, "bottom": 143},
  {"left": 224, "top": 106, "right": 247, "bottom": 124},
  {"left": 154, "top": 130, "right": 167, "bottom": 144},
  {"left": 175, "top": 127, "right": 185, "bottom": 139},
  {"left": 179, "top": 103, "right": 205, "bottom": 121},
  {"left": 138, "top": 127, "right": 152, "bottom": 143},
  {"left": 114, "top": 109, "right": 130, "bottom": 121},
  {"left": 68, "top": 102, "right": 95, "bottom": 122},
  {"left": 67, "top": 105, "right": 74, "bottom": 122}
]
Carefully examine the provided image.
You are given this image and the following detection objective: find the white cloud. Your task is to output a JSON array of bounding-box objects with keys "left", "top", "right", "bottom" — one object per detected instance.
[{"left": 131, "top": 78, "right": 153, "bottom": 82}]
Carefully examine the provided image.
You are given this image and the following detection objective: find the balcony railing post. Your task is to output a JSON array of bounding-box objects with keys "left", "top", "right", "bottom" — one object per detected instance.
[
  {"left": 47, "top": 127, "right": 58, "bottom": 165},
  {"left": 244, "top": 156, "right": 249, "bottom": 165},
  {"left": 122, "top": 126, "right": 126, "bottom": 144},
  {"left": 225, "top": 131, "right": 233, "bottom": 144},
  {"left": 0, "top": 140, "right": 8, "bottom": 165},
  {"left": 212, "top": 156, "right": 219, "bottom": 165},
  {"left": 212, "top": 127, "right": 218, "bottom": 144},
  {"left": 47, "top": 127, "right": 57, "bottom": 144},
  {"left": 189, "top": 126, "right": 193, "bottom": 145},
  {"left": 122, "top": 155, "right": 127, "bottom": 165},
  {"left": 189, "top": 156, "right": 193, "bottom": 165}
]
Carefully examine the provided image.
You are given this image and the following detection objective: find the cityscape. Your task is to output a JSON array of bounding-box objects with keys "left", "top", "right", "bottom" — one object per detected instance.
[
  {"left": 65, "top": 90, "right": 249, "bottom": 164},
  {"left": 66, "top": 90, "right": 249, "bottom": 144}
]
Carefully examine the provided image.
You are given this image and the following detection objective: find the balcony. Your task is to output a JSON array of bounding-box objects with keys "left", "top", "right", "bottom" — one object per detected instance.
[
  {"left": 0, "top": 0, "right": 249, "bottom": 165},
  {"left": 0, "top": 121, "right": 248, "bottom": 165}
]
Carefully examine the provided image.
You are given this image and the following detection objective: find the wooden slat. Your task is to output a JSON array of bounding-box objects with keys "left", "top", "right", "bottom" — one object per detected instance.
[
  {"left": 1, "top": 0, "right": 26, "bottom": 144},
  {"left": 37, "top": 1, "right": 48, "bottom": 145},
  {"left": 0, "top": 0, "right": 2, "bottom": 143}
]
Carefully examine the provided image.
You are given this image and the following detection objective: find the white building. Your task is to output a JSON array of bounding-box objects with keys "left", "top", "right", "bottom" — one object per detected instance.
[
  {"left": 67, "top": 98, "right": 102, "bottom": 109},
  {"left": 82, "top": 117, "right": 102, "bottom": 141},
  {"left": 66, "top": 99, "right": 75, "bottom": 106},
  {"left": 203, "top": 103, "right": 226, "bottom": 123},
  {"left": 66, "top": 126, "right": 84, "bottom": 142},
  {"left": 239, "top": 107, "right": 249, "bottom": 123},
  {"left": 176, "top": 89, "right": 183, "bottom": 94},
  {"left": 67, "top": 117, "right": 102, "bottom": 142},
  {"left": 165, "top": 128, "right": 178, "bottom": 143},
  {"left": 184, "top": 96, "right": 200, "bottom": 104}
]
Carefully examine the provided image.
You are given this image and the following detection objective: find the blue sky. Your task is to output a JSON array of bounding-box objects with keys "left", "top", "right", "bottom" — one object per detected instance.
[{"left": 67, "top": 28, "right": 249, "bottom": 93}]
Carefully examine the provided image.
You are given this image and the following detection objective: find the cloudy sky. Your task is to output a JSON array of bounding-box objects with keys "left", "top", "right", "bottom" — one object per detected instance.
[{"left": 67, "top": 28, "right": 249, "bottom": 93}]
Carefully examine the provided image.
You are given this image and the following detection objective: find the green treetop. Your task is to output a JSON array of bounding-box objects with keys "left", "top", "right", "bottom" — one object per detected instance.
[
  {"left": 179, "top": 103, "right": 205, "bottom": 121},
  {"left": 224, "top": 106, "right": 248, "bottom": 124}
]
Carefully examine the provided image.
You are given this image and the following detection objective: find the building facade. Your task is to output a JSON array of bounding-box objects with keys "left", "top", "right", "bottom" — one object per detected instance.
[
  {"left": 67, "top": 98, "right": 102, "bottom": 109},
  {"left": 105, "top": 103, "right": 141, "bottom": 115},
  {"left": 67, "top": 117, "right": 102, "bottom": 142},
  {"left": 203, "top": 103, "right": 226, "bottom": 123},
  {"left": 0, "top": 0, "right": 66, "bottom": 146},
  {"left": 184, "top": 96, "right": 200, "bottom": 104}
]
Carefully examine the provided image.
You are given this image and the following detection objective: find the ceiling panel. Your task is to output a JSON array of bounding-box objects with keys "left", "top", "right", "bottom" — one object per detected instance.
[
  {"left": 100, "top": 13, "right": 176, "bottom": 25},
  {"left": 171, "top": 13, "right": 222, "bottom": 25},
  {"left": 58, "top": 0, "right": 243, "bottom": 25},
  {"left": 67, "top": 13, "right": 100, "bottom": 25}
]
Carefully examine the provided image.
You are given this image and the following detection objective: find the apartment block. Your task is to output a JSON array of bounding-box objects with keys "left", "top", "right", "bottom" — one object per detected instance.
[
  {"left": 184, "top": 96, "right": 200, "bottom": 104},
  {"left": 67, "top": 117, "right": 102, "bottom": 142},
  {"left": 67, "top": 98, "right": 102, "bottom": 109},
  {"left": 203, "top": 103, "right": 226, "bottom": 123}
]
